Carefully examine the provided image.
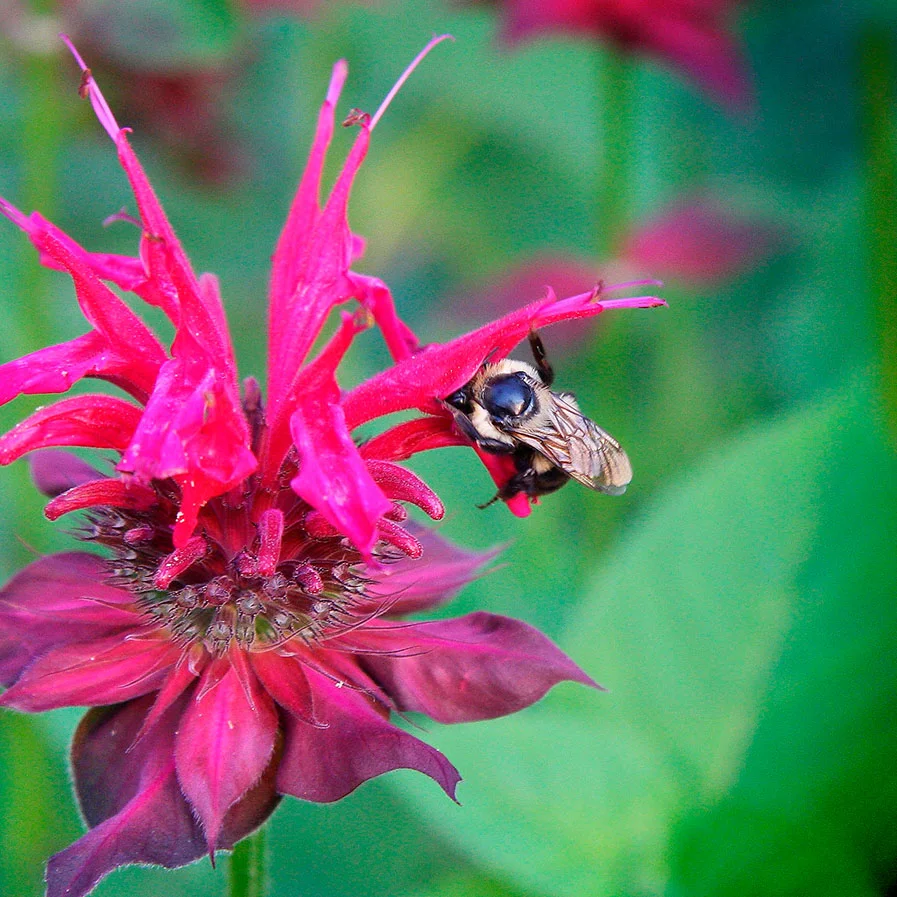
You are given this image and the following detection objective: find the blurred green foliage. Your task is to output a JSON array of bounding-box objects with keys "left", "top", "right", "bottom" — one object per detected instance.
[{"left": 0, "top": 0, "right": 895, "bottom": 895}]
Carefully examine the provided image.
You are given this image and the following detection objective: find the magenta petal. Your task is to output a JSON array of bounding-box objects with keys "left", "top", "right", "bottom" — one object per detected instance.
[
  {"left": 277, "top": 665, "right": 460, "bottom": 802},
  {"left": 356, "top": 612, "right": 600, "bottom": 723},
  {"left": 360, "top": 416, "right": 466, "bottom": 462},
  {"left": 0, "top": 394, "right": 143, "bottom": 464},
  {"left": 29, "top": 449, "right": 102, "bottom": 497},
  {"left": 118, "top": 360, "right": 256, "bottom": 547},
  {"left": 174, "top": 659, "right": 278, "bottom": 849},
  {"left": 267, "top": 60, "right": 347, "bottom": 393},
  {"left": 250, "top": 651, "right": 320, "bottom": 726},
  {"left": 0, "top": 632, "right": 178, "bottom": 711},
  {"left": 0, "top": 552, "right": 141, "bottom": 685},
  {"left": 287, "top": 314, "right": 391, "bottom": 556},
  {"left": 367, "top": 527, "right": 499, "bottom": 615},
  {"left": 343, "top": 289, "right": 664, "bottom": 428},
  {"left": 45, "top": 477, "right": 159, "bottom": 521}
]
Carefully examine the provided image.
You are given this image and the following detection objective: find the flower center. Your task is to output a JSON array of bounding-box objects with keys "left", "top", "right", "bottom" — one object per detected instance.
[{"left": 82, "top": 498, "right": 379, "bottom": 656}]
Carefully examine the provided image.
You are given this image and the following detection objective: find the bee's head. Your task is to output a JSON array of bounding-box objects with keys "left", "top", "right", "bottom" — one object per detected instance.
[{"left": 482, "top": 372, "right": 535, "bottom": 421}]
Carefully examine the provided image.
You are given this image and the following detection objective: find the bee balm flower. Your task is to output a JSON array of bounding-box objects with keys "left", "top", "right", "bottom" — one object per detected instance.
[
  {"left": 496, "top": 0, "right": 752, "bottom": 108},
  {"left": 0, "top": 36, "right": 663, "bottom": 897}
]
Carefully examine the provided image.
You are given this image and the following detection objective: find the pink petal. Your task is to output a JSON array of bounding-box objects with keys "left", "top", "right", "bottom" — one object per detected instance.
[
  {"left": 267, "top": 60, "right": 347, "bottom": 390},
  {"left": 360, "top": 416, "right": 467, "bottom": 462},
  {"left": 277, "top": 665, "right": 460, "bottom": 802},
  {"left": 63, "top": 49, "right": 255, "bottom": 545},
  {"left": 250, "top": 650, "right": 321, "bottom": 726},
  {"left": 29, "top": 449, "right": 102, "bottom": 497},
  {"left": 355, "top": 612, "right": 600, "bottom": 723},
  {"left": 342, "top": 288, "right": 665, "bottom": 429},
  {"left": 174, "top": 657, "right": 278, "bottom": 850},
  {"left": 0, "top": 394, "right": 143, "bottom": 464},
  {"left": 286, "top": 314, "right": 391, "bottom": 556},
  {"left": 366, "top": 526, "right": 499, "bottom": 615},
  {"left": 0, "top": 552, "right": 141, "bottom": 685},
  {"left": 0, "top": 632, "right": 179, "bottom": 711},
  {"left": 44, "top": 477, "right": 159, "bottom": 520},
  {"left": 0, "top": 332, "right": 136, "bottom": 408},
  {"left": 266, "top": 128, "right": 371, "bottom": 419},
  {"left": 118, "top": 361, "right": 256, "bottom": 548},
  {"left": 346, "top": 272, "right": 419, "bottom": 362}
]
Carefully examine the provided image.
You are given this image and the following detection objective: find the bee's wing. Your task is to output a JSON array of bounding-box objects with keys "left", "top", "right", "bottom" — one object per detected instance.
[{"left": 514, "top": 389, "right": 633, "bottom": 495}]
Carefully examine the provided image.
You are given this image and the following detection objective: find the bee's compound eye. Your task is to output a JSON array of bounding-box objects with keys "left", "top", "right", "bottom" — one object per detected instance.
[
  {"left": 446, "top": 387, "right": 472, "bottom": 412},
  {"left": 483, "top": 374, "right": 534, "bottom": 419}
]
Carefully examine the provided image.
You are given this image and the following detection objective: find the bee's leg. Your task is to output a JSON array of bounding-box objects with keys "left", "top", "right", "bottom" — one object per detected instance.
[
  {"left": 476, "top": 492, "right": 502, "bottom": 510},
  {"left": 437, "top": 398, "right": 516, "bottom": 454},
  {"left": 528, "top": 330, "right": 554, "bottom": 386}
]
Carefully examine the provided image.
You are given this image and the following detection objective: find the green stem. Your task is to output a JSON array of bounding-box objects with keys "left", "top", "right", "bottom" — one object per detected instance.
[
  {"left": 858, "top": 27, "right": 897, "bottom": 446},
  {"left": 595, "top": 45, "right": 636, "bottom": 259},
  {"left": 228, "top": 828, "right": 268, "bottom": 897}
]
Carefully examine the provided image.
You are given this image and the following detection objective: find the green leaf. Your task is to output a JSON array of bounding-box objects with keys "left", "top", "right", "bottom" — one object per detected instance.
[{"left": 397, "top": 374, "right": 897, "bottom": 897}]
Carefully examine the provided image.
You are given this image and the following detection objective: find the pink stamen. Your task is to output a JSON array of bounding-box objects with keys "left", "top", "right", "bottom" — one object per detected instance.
[
  {"left": 60, "top": 33, "right": 122, "bottom": 141},
  {"left": 154, "top": 536, "right": 209, "bottom": 589},
  {"left": 0, "top": 196, "right": 29, "bottom": 230},
  {"left": 256, "top": 509, "right": 285, "bottom": 576},
  {"left": 369, "top": 34, "right": 454, "bottom": 131}
]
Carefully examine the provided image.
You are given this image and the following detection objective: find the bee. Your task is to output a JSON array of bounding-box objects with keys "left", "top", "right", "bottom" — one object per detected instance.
[{"left": 443, "top": 331, "right": 632, "bottom": 506}]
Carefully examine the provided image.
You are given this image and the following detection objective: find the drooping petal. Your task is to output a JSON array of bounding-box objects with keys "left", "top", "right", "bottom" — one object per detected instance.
[
  {"left": 174, "top": 657, "right": 279, "bottom": 850},
  {"left": 0, "top": 333, "right": 114, "bottom": 407},
  {"left": 29, "top": 449, "right": 103, "bottom": 497},
  {"left": 49, "top": 691, "right": 279, "bottom": 897},
  {"left": 0, "top": 552, "right": 142, "bottom": 686},
  {"left": 343, "top": 288, "right": 665, "bottom": 428},
  {"left": 366, "top": 527, "right": 499, "bottom": 615},
  {"left": 354, "top": 612, "right": 600, "bottom": 723},
  {"left": 286, "top": 313, "right": 391, "bottom": 556},
  {"left": 47, "top": 696, "right": 208, "bottom": 897},
  {"left": 0, "top": 395, "right": 143, "bottom": 464},
  {"left": 0, "top": 631, "right": 179, "bottom": 711},
  {"left": 277, "top": 665, "right": 460, "bottom": 802}
]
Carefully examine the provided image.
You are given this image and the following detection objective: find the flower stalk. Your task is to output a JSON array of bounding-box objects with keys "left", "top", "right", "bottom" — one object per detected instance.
[{"left": 228, "top": 827, "right": 267, "bottom": 897}]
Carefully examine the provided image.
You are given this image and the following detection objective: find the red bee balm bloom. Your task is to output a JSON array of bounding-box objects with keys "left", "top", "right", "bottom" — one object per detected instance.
[
  {"left": 498, "top": 0, "right": 751, "bottom": 108},
  {"left": 0, "top": 36, "right": 663, "bottom": 897}
]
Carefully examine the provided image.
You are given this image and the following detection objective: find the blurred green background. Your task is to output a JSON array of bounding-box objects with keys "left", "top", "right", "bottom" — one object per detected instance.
[{"left": 1, "top": 0, "right": 896, "bottom": 895}]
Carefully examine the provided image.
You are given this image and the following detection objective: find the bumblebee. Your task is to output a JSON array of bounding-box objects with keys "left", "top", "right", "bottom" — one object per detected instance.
[{"left": 443, "top": 332, "right": 632, "bottom": 505}]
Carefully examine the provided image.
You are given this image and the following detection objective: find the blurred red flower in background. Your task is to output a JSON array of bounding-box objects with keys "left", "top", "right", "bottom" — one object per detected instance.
[{"left": 495, "top": 0, "right": 752, "bottom": 107}]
